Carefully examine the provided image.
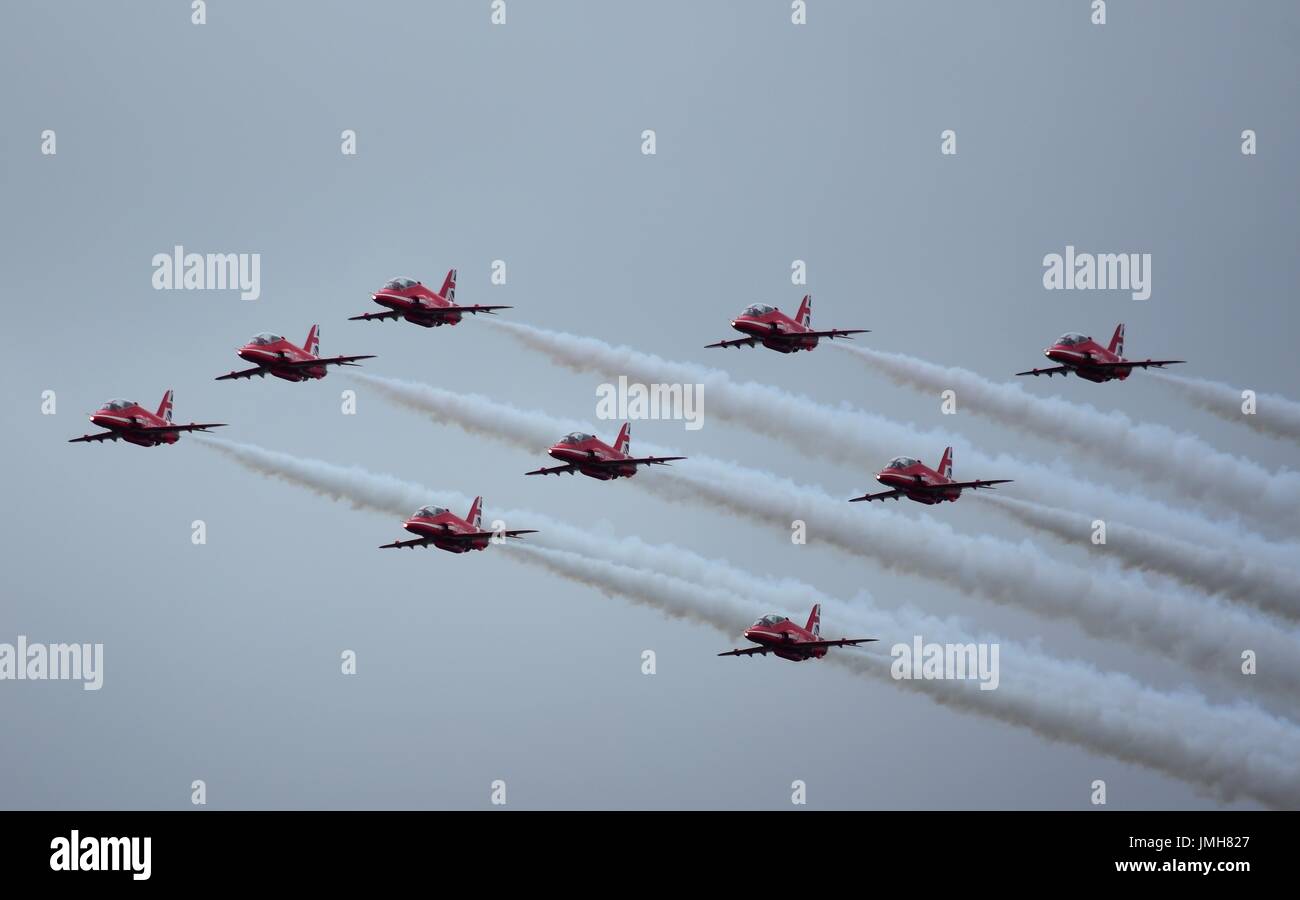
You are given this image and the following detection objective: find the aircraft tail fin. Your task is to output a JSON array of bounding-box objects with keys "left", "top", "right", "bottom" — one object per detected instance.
[
  {"left": 805, "top": 603, "right": 821, "bottom": 637},
  {"left": 304, "top": 324, "right": 320, "bottom": 356},
  {"left": 1108, "top": 323, "right": 1125, "bottom": 356},
  {"left": 614, "top": 422, "right": 631, "bottom": 455},
  {"left": 467, "top": 496, "right": 482, "bottom": 529},
  {"left": 795, "top": 294, "right": 812, "bottom": 328},
  {"left": 157, "top": 389, "right": 174, "bottom": 423},
  {"left": 937, "top": 446, "right": 953, "bottom": 480},
  {"left": 439, "top": 268, "right": 457, "bottom": 303}
]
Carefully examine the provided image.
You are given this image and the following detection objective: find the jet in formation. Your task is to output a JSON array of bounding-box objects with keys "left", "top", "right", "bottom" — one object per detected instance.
[
  {"left": 1016, "top": 324, "right": 1184, "bottom": 382},
  {"left": 850, "top": 447, "right": 1012, "bottom": 504},
  {"left": 706, "top": 295, "right": 868, "bottom": 353},
  {"left": 68, "top": 390, "right": 226, "bottom": 446},
  {"left": 349, "top": 270, "right": 511, "bottom": 327},
  {"left": 718, "top": 604, "right": 877, "bottom": 661},
  {"left": 379, "top": 497, "right": 537, "bottom": 553},
  {"left": 216, "top": 325, "right": 375, "bottom": 382},
  {"left": 525, "top": 424, "right": 685, "bottom": 479}
]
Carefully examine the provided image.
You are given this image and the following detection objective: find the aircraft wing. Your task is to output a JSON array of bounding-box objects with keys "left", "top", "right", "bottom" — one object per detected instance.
[
  {"left": 348, "top": 310, "right": 403, "bottom": 322},
  {"left": 799, "top": 637, "right": 879, "bottom": 649},
  {"left": 943, "top": 478, "right": 1013, "bottom": 491},
  {"left": 427, "top": 529, "right": 538, "bottom": 542},
  {"left": 525, "top": 463, "right": 580, "bottom": 476},
  {"left": 137, "top": 422, "right": 228, "bottom": 435},
  {"left": 619, "top": 455, "right": 687, "bottom": 468},
  {"left": 717, "top": 638, "right": 878, "bottom": 656},
  {"left": 849, "top": 488, "right": 905, "bottom": 502},
  {"left": 705, "top": 337, "right": 761, "bottom": 349},
  {"left": 285, "top": 354, "right": 377, "bottom": 368},
  {"left": 801, "top": 328, "right": 870, "bottom": 340},
  {"left": 450, "top": 304, "right": 512, "bottom": 316},
  {"left": 220, "top": 356, "right": 375, "bottom": 378},
  {"left": 380, "top": 529, "right": 536, "bottom": 548},
  {"left": 68, "top": 431, "right": 118, "bottom": 443},
  {"left": 451, "top": 529, "right": 538, "bottom": 540},
  {"left": 528, "top": 456, "right": 685, "bottom": 475},
  {"left": 1085, "top": 359, "right": 1186, "bottom": 371},
  {"left": 216, "top": 366, "right": 269, "bottom": 381},
  {"left": 379, "top": 537, "right": 436, "bottom": 549},
  {"left": 1015, "top": 366, "right": 1071, "bottom": 377}
]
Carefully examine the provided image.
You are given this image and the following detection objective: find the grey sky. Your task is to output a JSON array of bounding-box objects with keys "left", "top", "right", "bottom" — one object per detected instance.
[{"left": 1, "top": 1, "right": 1297, "bottom": 809}]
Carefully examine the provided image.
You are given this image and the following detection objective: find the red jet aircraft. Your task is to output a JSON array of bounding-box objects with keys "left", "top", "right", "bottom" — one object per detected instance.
[
  {"left": 717, "top": 604, "right": 877, "bottom": 661},
  {"left": 705, "top": 295, "right": 868, "bottom": 353},
  {"left": 348, "top": 270, "right": 511, "bottom": 327},
  {"left": 216, "top": 325, "right": 375, "bottom": 382},
  {"left": 68, "top": 390, "right": 226, "bottom": 446},
  {"left": 379, "top": 497, "right": 537, "bottom": 553},
  {"left": 1015, "top": 324, "right": 1185, "bottom": 382},
  {"left": 524, "top": 423, "right": 685, "bottom": 479},
  {"left": 850, "top": 447, "right": 1012, "bottom": 504}
]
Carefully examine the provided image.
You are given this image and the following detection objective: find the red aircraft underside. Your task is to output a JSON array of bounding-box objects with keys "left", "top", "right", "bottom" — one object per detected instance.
[
  {"left": 1016, "top": 323, "right": 1184, "bottom": 382},
  {"left": 850, "top": 447, "right": 1012, "bottom": 504},
  {"left": 68, "top": 390, "right": 226, "bottom": 447},
  {"left": 379, "top": 497, "right": 537, "bottom": 553},
  {"left": 718, "top": 603, "right": 877, "bottom": 661},
  {"left": 216, "top": 324, "right": 375, "bottom": 382},
  {"left": 348, "top": 269, "right": 511, "bottom": 328},
  {"left": 525, "top": 423, "right": 685, "bottom": 480},
  {"left": 706, "top": 294, "right": 868, "bottom": 353}
]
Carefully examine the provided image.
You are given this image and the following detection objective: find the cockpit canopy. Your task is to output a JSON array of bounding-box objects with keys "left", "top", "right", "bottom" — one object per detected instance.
[
  {"left": 250, "top": 332, "right": 283, "bottom": 345},
  {"left": 414, "top": 506, "right": 447, "bottom": 518},
  {"left": 1056, "top": 332, "right": 1088, "bottom": 346},
  {"left": 559, "top": 432, "right": 594, "bottom": 445},
  {"left": 103, "top": 399, "right": 136, "bottom": 411},
  {"left": 383, "top": 277, "right": 418, "bottom": 290},
  {"left": 741, "top": 303, "right": 775, "bottom": 317},
  {"left": 754, "top": 614, "right": 788, "bottom": 627},
  {"left": 886, "top": 456, "right": 920, "bottom": 470}
]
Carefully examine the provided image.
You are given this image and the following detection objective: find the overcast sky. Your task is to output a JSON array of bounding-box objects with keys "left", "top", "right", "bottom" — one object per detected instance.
[{"left": 2, "top": 0, "right": 1297, "bottom": 810}]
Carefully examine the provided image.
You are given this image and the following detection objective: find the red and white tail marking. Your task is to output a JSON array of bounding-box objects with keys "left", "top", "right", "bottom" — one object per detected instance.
[
  {"left": 614, "top": 422, "right": 631, "bottom": 456},
  {"left": 467, "top": 496, "right": 483, "bottom": 529},
  {"left": 440, "top": 268, "right": 457, "bottom": 303},
  {"left": 937, "top": 446, "right": 953, "bottom": 481},
  {"left": 796, "top": 294, "right": 812, "bottom": 329},
  {"left": 157, "top": 389, "right": 174, "bottom": 423},
  {"left": 304, "top": 324, "right": 320, "bottom": 357},
  {"left": 1108, "top": 323, "right": 1125, "bottom": 357},
  {"left": 805, "top": 603, "right": 821, "bottom": 638}
]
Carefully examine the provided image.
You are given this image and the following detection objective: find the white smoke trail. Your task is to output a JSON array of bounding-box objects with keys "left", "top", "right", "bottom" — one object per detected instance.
[
  {"left": 1151, "top": 371, "right": 1300, "bottom": 444},
  {"left": 983, "top": 494, "right": 1300, "bottom": 624},
  {"left": 518, "top": 544, "right": 1300, "bottom": 809},
  {"left": 483, "top": 320, "right": 1300, "bottom": 568},
  {"left": 348, "top": 373, "right": 1300, "bottom": 701},
  {"left": 835, "top": 345, "right": 1300, "bottom": 531},
  {"left": 194, "top": 434, "right": 1300, "bottom": 807}
]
